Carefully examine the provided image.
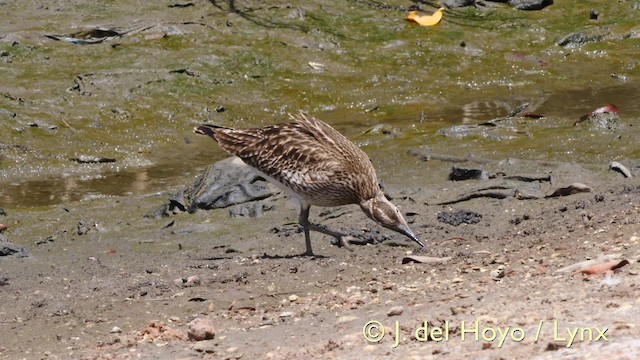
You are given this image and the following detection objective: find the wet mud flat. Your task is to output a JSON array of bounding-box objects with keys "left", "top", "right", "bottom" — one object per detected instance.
[
  {"left": 1, "top": 0, "right": 640, "bottom": 358},
  {"left": 1, "top": 155, "right": 639, "bottom": 359}
]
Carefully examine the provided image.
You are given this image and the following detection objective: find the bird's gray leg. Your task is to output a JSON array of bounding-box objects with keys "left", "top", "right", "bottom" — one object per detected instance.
[
  {"left": 298, "top": 204, "right": 314, "bottom": 256},
  {"left": 298, "top": 205, "right": 354, "bottom": 253}
]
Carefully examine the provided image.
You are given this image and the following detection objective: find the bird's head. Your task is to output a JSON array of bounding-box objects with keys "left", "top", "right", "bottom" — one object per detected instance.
[{"left": 360, "top": 191, "right": 425, "bottom": 248}]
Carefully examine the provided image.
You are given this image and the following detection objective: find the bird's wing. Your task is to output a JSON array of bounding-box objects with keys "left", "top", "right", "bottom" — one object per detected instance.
[{"left": 197, "top": 113, "right": 379, "bottom": 203}]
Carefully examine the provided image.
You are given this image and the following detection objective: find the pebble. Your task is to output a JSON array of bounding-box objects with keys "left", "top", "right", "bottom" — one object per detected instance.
[
  {"left": 192, "top": 339, "right": 217, "bottom": 353},
  {"left": 187, "top": 317, "right": 216, "bottom": 341},
  {"left": 387, "top": 306, "right": 404, "bottom": 317},
  {"left": 279, "top": 311, "right": 295, "bottom": 318},
  {"left": 288, "top": 294, "right": 299, "bottom": 302},
  {"left": 110, "top": 326, "right": 122, "bottom": 333},
  {"left": 336, "top": 315, "right": 358, "bottom": 324},
  {"left": 491, "top": 265, "right": 506, "bottom": 279},
  {"left": 174, "top": 275, "right": 201, "bottom": 287},
  {"left": 186, "top": 275, "right": 201, "bottom": 286}
]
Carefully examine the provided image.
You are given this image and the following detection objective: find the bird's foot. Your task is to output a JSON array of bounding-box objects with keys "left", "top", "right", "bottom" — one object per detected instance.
[
  {"left": 330, "top": 235, "right": 356, "bottom": 252},
  {"left": 300, "top": 249, "right": 315, "bottom": 257}
]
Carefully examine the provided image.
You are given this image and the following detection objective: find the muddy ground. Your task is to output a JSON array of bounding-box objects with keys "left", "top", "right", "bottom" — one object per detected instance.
[
  {"left": 1, "top": 155, "right": 640, "bottom": 359},
  {"left": 2, "top": 0, "right": 640, "bottom": 359}
]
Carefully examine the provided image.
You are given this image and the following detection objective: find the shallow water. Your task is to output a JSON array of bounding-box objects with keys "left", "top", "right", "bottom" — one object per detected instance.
[
  {"left": 4, "top": 81, "right": 638, "bottom": 208},
  {"left": 1, "top": 0, "right": 639, "bottom": 208}
]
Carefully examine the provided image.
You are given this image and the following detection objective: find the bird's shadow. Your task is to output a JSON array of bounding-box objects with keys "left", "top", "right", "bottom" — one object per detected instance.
[
  {"left": 259, "top": 252, "right": 328, "bottom": 260},
  {"left": 192, "top": 252, "right": 328, "bottom": 261}
]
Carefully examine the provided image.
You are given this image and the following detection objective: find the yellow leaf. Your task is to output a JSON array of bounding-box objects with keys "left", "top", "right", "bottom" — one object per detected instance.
[{"left": 406, "top": 8, "right": 445, "bottom": 27}]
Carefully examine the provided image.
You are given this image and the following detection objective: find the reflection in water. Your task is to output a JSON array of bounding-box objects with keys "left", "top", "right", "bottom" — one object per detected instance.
[{"left": 0, "top": 156, "right": 216, "bottom": 208}]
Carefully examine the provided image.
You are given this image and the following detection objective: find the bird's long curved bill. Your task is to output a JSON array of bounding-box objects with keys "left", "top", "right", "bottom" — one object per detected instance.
[
  {"left": 407, "top": 232, "right": 426, "bottom": 248},
  {"left": 398, "top": 224, "right": 426, "bottom": 248}
]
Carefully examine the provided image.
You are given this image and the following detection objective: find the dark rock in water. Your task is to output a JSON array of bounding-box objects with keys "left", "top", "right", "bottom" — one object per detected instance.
[
  {"left": 556, "top": 31, "right": 605, "bottom": 48},
  {"left": 70, "top": 155, "right": 116, "bottom": 164},
  {"left": 437, "top": 210, "right": 482, "bottom": 226},
  {"left": 507, "top": 0, "right": 550, "bottom": 10},
  {"left": 448, "top": 167, "right": 489, "bottom": 181},
  {"left": 509, "top": 0, "right": 552, "bottom": 10},
  {"left": 0, "top": 207, "right": 6, "bottom": 216},
  {"left": 440, "top": 0, "right": 475, "bottom": 8},
  {"left": 585, "top": 112, "right": 620, "bottom": 131},
  {"left": 0, "top": 234, "right": 32, "bottom": 258},
  {"left": 150, "top": 157, "right": 275, "bottom": 218}
]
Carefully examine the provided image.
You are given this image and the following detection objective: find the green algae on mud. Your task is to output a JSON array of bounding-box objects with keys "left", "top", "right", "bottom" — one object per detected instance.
[{"left": 1, "top": 0, "right": 639, "bottom": 207}]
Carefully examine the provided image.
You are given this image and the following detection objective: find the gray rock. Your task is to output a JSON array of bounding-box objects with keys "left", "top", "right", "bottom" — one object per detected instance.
[
  {"left": 448, "top": 167, "right": 489, "bottom": 181},
  {"left": 149, "top": 157, "right": 275, "bottom": 218},
  {"left": 0, "top": 207, "right": 6, "bottom": 216},
  {"left": 228, "top": 202, "right": 273, "bottom": 218},
  {"left": 556, "top": 31, "right": 605, "bottom": 48},
  {"left": 187, "top": 157, "right": 272, "bottom": 212},
  {"left": 0, "top": 234, "right": 32, "bottom": 258},
  {"left": 440, "top": 0, "right": 475, "bottom": 8},
  {"left": 509, "top": 0, "right": 553, "bottom": 10},
  {"left": 188, "top": 317, "right": 216, "bottom": 341}
]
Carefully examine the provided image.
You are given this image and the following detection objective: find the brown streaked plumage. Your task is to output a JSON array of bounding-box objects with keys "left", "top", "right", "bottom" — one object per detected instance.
[{"left": 195, "top": 111, "right": 425, "bottom": 256}]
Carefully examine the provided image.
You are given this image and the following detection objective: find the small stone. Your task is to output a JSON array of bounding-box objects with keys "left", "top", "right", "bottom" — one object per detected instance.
[
  {"left": 336, "top": 315, "right": 358, "bottom": 324},
  {"left": 186, "top": 275, "right": 201, "bottom": 286},
  {"left": 387, "top": 306, "right": 404, "bottom": 317},
  {"left": 187, "top": 317, "right": 216, "bottom": 341},
  {"left": 174, "top": 275, "right": 201, "bottom": 287},
  {"left": 491, "top": 265, "right": 506, "bottom": 279},
  {"left": 279, "top": 311, "right": 295, "bottom": 318},
  {"left": 451, "top": 277, "right": 464, "bottom": 283},
  {"left": 288, "top": 294, "right": 299, "bottom": 302},
  {"left": 382, "top": 282, "right": 394, "bottom": 290},
  {"left": 110, "top": 326, "right": 122, "bottom": 333},
  {"left": 192, "top": 339, "right": 217, "bottom": 353}
]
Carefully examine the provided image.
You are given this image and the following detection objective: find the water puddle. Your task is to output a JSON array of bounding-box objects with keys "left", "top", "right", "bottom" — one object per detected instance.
[{"left": 1, "top": 83, "right": 638, "bottom": 209}]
